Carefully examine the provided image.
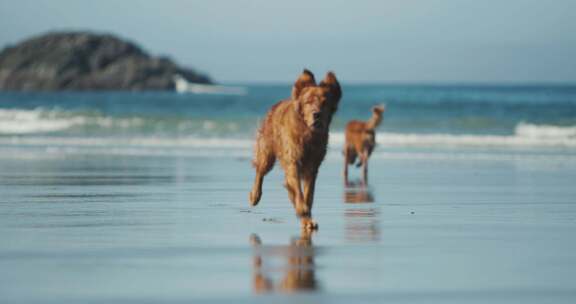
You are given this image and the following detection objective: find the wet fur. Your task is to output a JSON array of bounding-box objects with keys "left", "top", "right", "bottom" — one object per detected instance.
[
  {"left": 249, "top": 69, "right": 341, "bottom": 230},
  {"left": 343, "top": 105, "right": 385, "bottom": 184}
]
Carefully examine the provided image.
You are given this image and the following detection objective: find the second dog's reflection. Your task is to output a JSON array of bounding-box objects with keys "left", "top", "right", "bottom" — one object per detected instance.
[
  {"left": 250, "top": 230, "right": 317, "bottom": 293},
  {"left": 344, "top": 180, "right": 380, "bottom": 242},
  {"left": 344, "top": 180, "right": 375, "bottom": 203}
]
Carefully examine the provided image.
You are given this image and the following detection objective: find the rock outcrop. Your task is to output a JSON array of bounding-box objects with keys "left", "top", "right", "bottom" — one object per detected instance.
[{"left": 0, "top": 31, "right": 211, "bottom": 91}]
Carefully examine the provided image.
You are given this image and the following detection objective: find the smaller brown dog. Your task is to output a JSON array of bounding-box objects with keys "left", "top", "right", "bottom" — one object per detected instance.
[{"left": 343, "top": 105, "right": 386, "bottom": 184}]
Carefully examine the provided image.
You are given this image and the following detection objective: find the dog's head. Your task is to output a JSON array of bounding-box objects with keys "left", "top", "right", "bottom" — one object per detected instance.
[{"left": 291, "top": 69, "right": 342, "bottom": 132}]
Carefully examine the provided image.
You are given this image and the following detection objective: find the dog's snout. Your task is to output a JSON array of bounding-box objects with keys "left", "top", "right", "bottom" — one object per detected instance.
[{"left": 313, "top": 112, "right": 321, "bottom": 120}]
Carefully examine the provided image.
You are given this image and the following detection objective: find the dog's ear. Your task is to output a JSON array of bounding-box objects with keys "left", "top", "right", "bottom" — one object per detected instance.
[
  {"left": 320, "top": 71, "right": 342, "bottom": 113},
  {"left": 320, "top": 71, "right": 341, "bottom": 100},
  {"left": 291, "top": 69, "right": 316, "bottom": 100}
]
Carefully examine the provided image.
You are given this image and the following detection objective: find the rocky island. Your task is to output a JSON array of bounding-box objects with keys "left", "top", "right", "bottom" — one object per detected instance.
[{"left": 0, "top": 31, "right": 211, "bottom": 91}]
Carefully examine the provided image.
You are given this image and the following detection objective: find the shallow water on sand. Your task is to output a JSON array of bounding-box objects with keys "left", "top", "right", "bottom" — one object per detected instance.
[{"left": 1, "top": 152, "right": 576, "bottom": 303}]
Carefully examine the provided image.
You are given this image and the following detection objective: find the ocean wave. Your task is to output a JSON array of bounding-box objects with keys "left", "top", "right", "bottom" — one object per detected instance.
[
  {"left": 0, "top": 108, "right": 146, "bottom": 134},
  {"left": 0, "top": 108, "right": 249, "bottom": 135},
  {"left": 0, "top": 108, "right": 83, "bottom": 134},
  {"left": 0, "top": 109, "right": 574, "bottom": 148},
  {"left": 1, "top": 127, "right": 575, "bottom": 151},
  {"left": 0, "top": 136, "right": 252, "bottom": 148},
  {"left": 329, "top": 124, "right": 576, "bottom": 148},
  {"left": 515, "top": 122, "right": 576, "bottom": 139}
]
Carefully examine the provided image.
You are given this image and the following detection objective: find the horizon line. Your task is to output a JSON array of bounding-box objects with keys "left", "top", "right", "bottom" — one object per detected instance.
[{"left": 217, "top": 80, "right": 576, "bottom": 87}]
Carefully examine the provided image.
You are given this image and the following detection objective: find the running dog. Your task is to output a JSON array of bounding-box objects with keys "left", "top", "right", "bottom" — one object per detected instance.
[
  {"left": 343, "top": 105, "right": 385, "bottom": 184},
  {"left": 249, "top": 69, "right": 342, "bottom": 230}
]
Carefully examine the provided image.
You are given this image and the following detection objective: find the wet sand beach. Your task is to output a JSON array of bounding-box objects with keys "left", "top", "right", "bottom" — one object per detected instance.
[{"left": 1, "top": 150, "right": 575, "bottom": 303}]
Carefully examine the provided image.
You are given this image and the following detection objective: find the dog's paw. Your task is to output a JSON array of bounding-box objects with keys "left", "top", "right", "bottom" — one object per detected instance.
[
  {"left": 249, "top": 189, "right": 261, "bottom": 206},
  {"left": 301, "top": 218, "right": 318, "bottom": 231}
]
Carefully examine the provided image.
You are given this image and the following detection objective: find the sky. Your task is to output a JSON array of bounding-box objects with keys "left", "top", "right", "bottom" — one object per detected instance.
[{"left": 1, "top": 0, "right": 575, "bottom": 83}]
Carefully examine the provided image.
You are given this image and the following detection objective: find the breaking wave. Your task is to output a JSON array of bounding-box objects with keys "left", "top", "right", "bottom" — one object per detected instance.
[
  {"left": 0, "top": 109, "right": 574, "bottom": 150},
  {"left": 1, "top": 126, "right": 575, "bottom": 151},
  {"left": 0, "top": 108, "right": 82, "bottom": 134},
  {"left": 0, "top": 108, "right": 243, "bottom": 136},
  {"left": 331, "top": 123, "right": 576, "bottom": 148},
  {"left": 0, "top": 108, "right": 145, "bottom": 134}
]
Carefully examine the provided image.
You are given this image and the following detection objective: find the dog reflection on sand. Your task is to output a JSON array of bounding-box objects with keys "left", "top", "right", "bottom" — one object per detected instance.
[
  {"left": 344, "top": 180, "right": 380, "bottom": 242},
  {"left": 250, "top": 231, "right": 317, "bottom": 293},
  {"left": 344, "top": 179, "right": 375, "bottom": 203}
]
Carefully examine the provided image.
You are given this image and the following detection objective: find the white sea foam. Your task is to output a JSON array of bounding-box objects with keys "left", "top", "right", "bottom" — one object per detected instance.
[
  {"left": 0, "top": 136, "right": 252, "bottom": 149},
  {"left": 515, "top": 122, "right": 576, "bottom": 139},
  {"left": 0, "top": 109, "right": 575, "bottom": 148},
  {"left": 0, "top": 109, "right": 84, "bottom": 134},
  {"left": 1, "top": 126, "right": 575, "bottom": 152},
  {"left": 173, "top": 75, "right": 247, "bottom": 95},
  {"left": 0, "top": 108, "right": 144, "bottom": 134},
  {"left": 329, "top": 124, "right": 576, "bottom": 148}
]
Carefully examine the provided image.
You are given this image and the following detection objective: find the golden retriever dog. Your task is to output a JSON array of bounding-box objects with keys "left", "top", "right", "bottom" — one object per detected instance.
[
  {"left": 343, "top": 105, "right": 385, "bottom": 184},
  {"left": 249, "top": 69, "right": 342, "bottom": 230}
]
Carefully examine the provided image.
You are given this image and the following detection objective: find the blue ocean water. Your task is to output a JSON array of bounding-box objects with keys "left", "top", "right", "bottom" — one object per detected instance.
[{"left": 1, "top": 84, "right": 575, "bottom": 153}]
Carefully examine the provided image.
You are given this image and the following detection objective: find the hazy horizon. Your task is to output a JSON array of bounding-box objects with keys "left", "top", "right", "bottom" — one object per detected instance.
[{"left": 1, "top": 0, "right": 575, "bottom": 84}]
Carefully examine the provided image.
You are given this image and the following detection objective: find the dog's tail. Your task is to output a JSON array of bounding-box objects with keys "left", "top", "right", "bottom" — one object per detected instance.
[{"left": 366, "top": 104, "right": 386, "bottom": 130}]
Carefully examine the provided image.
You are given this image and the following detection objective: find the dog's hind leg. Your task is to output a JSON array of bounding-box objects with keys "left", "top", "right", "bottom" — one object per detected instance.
[
  {"left": 361, "top": 152, "right": 369, "bottom": 184},
  {"left": 344, "top": 146, "right": 357, "bottom": 184},
  {"left": 343, "top": 148, "right": 349, "bottom": 184},
  {"left": 250, "top": 147, "right": 275, "bottom": 206}
]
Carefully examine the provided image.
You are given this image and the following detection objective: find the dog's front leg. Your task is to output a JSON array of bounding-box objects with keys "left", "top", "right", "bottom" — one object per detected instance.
[
  {"left": 250, "top": 173, "right": 264, "bottom": 206},
  {"left": 303, "top": 169, "right": 318, "bottom": 213},
  {"left": 250, "top": 150, "right": 275, "bottom": 206},
  {"left": 285, "top": 164, "right": 305, "bottom": 212},
  {"left": 302, "top": 170, "right": 319, "bottom": 230},
  {"left": 284, "top": 164, "right": 307, "bottom": 217}
]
